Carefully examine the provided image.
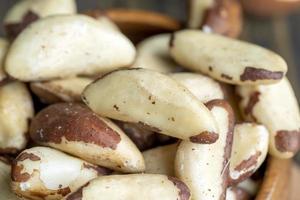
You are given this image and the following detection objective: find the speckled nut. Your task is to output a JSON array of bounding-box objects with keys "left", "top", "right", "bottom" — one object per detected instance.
[
  {"left": 133, "top": 34, "right": 181, "bottom": 73},
  {"left": 114, "top": 121, "right": 157, "bottom": 151},
  {"left": 236, "top": 77, "right": 300, "bottom": 158},
  {"left": 226, "top": 187, "right": 251, "bottom": 200},
  {"left": 63, "top": 174, "right": 191, "bottom": 200},
  {"left": 0, "top": 38, "right": 9, "bottom": 82},
  {"left": 143, "top": 144, "right": 177, "bottom": 176},
  {"left": 187, "top": 0, "right": 242, "bottom": 38},
  {"left": 0, "top": 81, "right": 34, "bottom": 154},
  {"left": 84, "top": 10, "right": 120, "bottom": 32},
  {"left": 170, "top": 72, "right": 224, "bottom": 103},
  {"left": 4, "top": 0, "right": 76, "bottom": 40},
  {"left": 170, "top": 30, "right": 287, "bottom": 85},
  {"left": 30, "top": 77, "right": 94, "bottom": 104},
  {"left": 11, "top": 147, "right": 109, "bottom": 200},
  {"left": 175, "top": 99, "right": 234, "bottom": 200},
  {"left": 0, "top": 157, "right": 19, "bottom": 200},
  {"left": 82, "top": 68, "right": 219, "bottom": 144},
  {"left": 5, "top": 15, "right": 136, "bottom": 81},
  {"left": 229, "top": 123, "right": 269, "bottom": 185},
  {"left": 29, "top": 103, "right": 145, "bottom": 173}
]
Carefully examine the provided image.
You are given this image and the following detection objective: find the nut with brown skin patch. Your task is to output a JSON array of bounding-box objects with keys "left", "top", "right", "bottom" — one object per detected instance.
[
  {"left": 175, "top": 99, "right": 234, "bottom": 200},
  {"left": 0, "top": 158, "right": 19, "bottom": 200},
  {"left": 11, "top": 147, "right": 107, "bottom": 200},
  {"left": 168, "top": 176, "right": 191, "bottom": 200},
  {"left": 30, "top": 103, "right": 145, "bottom": 173},
  {"left": 189, "top": 131, "right": 219, "bottom": 143}
]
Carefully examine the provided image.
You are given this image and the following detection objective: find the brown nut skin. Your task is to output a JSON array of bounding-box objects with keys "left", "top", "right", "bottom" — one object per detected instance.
[
  {"left": 201, "top": 0, "right": 243, "bottom": 38},
  {"left": 187, "top": 0, "right": 243, "bottom": 38},
  {"left": 5, "top": 11, "right": 39, "bottom": 41},
  {"left": 241, "top": 0, "right": 300, "bottom": 17},
  {"left": 29, "top": 103, "right": 145, "bottom": 173},
  {"left": 85, "top": 9, "right": 181, "bottom": 44}
]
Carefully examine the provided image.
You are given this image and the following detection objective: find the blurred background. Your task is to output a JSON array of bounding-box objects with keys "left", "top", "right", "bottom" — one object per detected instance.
[{"left": 0, "top": 0, "right": 299, "bottom": 163}]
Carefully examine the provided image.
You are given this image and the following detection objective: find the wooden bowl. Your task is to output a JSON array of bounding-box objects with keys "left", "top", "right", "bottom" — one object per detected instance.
[{"left": 84, "top": 9, "right": 181, "bottom": 44}]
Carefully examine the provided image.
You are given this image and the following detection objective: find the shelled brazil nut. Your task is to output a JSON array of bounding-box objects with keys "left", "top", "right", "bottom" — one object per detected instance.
[
  {"left": 5, "top": 15, "right": 136, "bottom": 81},
  {"left": 0, "top": 81, "right": 34, "bottom": 154},
  {"left": 229, "top": 123, "right": 269, "bottom": 184},
  {"left": 236, "top": 77, "right": 300, "bottom": 158},
  {"left": 30, "top": 77, "right": 94, "bottom": 103},
  {"left": 11, "top": 147, "right": 110, "bottom": 200},
  {"left": 187, "top": 0, "right": 242, "bottom": 38},
  {"left": 175, "top": 100, "right": 234, "bottom": 200},
  {"left": 4, "top": 0, "right": 76, "bottom": 40},
  {"left": 82, "top": 68, "right": 219, "bottom": 144},
  {"left": 133, "top": 34, "right": 181, "bottom": 73},
  {"left": 63, "top": 174, "right": 191, "bottom": 200},
  {"left": 170, "top": 30, "right": 287, "bottom": 85},
  {"left": 29, "top": 103, "right": 145, "bottom": 173}
]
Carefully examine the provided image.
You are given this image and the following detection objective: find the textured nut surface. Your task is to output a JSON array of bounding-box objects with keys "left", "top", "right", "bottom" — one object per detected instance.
[
  {"left": 170, "top": 72, "right": 224, "bottom": 103},
  {"left": 63, "top": 174, "right": 191, "bottom": 200},
  {"left": 170, "top": 30, "right": 287, "bottom": 85},
  {"left": 229, "top": 123, "right": 269, "bottom": 184},
  {"left": 0, "top": 38, "right": 9, "bottom": 81},
  {"left": 30, "top": 103, "right": 145, "bottom": 173},
  {"left": 5, "top": 15, "right": 136, "bottom": 81},
  {"left": 133, "top": 34, "right": 180, "bottom": 73},
  {"left": 175, "top": 100, "right": 234, "bottom": 200},
  {"left": 0, "top": 158, "right": 19, "bottom": 200},
  {"left": 30, "top": 77, "right": 94, "bottom": 103},
  {"left": 83, "top": 68, "right": 218, "bottom": 143},
  {"left": 0, "top": 81, "right": 34, "bottom": 154},
  {"left": 236, "top": 77, "right": 300, "bottom": 158},
  {"left": 4, "top": 0, "right": 76, "bottom": 39},
  {"left": 11, "top": 147, "right": 108, "bottom": 200},
  {"left": 143, "top": 144, "right": 177, "bottom": 176}
]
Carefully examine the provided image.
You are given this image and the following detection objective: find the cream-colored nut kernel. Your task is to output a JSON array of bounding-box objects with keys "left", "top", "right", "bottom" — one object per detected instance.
[
  {"left": 133, "top": 34, "right": 180, "bottom": 73},
  {"left": 187, "top": 0, "right": 215, "bottom": 28},
  {"left": 143, "top": 144, "right": 177, "bottom": 176},
  {"left": 30, "top": 77, "right": 94, "bottom": 103},
  {"left": 11, "top": 147, "right": 109, "bottom": 200},
  {"left": 236, "top": 77, "right": 300, "bottom": 158},
  {"left": 0, "top": 38, "right": 9, "bottom": 82},
  {"left": 170, "top": 30, "right": 287, "bottom": 85},
  {"left": 226, "top": 187, "right": 251, "bottom": 200},
  {"left": 229, "top": 123, "right": 269, "bottom": 184},
  {"left": 175, "top": 100, "right": 234, "bottom": 200},
  {"left": 5, "top": 15, "right": 136, "bottom": 81},
  {"left": 4, "top": 0, "right": 76, "bottom": 39},
  {"left": 0, "top": 81, "right": 34, "bottom": 154},
  {"left": 63, "top": 174, "right": 191, "bottom": 200},
  {"left": 82, "top": 68, "right": 218, "bottom": 144},
  {"left": 30, "top": 103, "right": 145, "bottom": 173},
  {"left": 170, "top": 72, "right": 224, "bottom": 103},
  {"left": 0, "top": 157, "right": 19, "bottom": 200}
]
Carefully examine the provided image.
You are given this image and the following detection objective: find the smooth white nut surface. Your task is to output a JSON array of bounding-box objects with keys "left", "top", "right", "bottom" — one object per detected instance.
[
  {"left": 83, "top": 68, "right": 218, "bottom": 144},
  {"left": 5, "top": 15, "right": 136, "bottom": 81},
  {"left": 170, "top": 30, "right": 287, "bottom": 85}
]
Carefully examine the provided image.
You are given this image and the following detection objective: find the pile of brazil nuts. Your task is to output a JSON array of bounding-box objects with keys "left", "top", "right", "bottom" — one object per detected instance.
[{"left": 0, "top": 0, "right": 299, "bottom": 200}]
